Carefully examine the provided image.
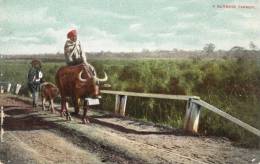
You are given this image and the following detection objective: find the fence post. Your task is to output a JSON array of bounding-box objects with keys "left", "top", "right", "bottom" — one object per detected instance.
[
  {"left": 0, "top": 106, "right": 4, "bottom": 142},
  {"left": 0, "top": 86, "right": 3, "bottom": 94},
  {"left": 115, "top": 95, "right": 120, "bottom": 114},
  {"left": 115, "top": 95, "right": 128, "bottom": 116},
  {"left": 119, "top": 95, "right": 127, "bottom": 116},
  {"left": 7, "top": 83, "right": 11, "bottom": 93},
  {"left": 184, "top": 98, "right": 201, "bottom": 133},
  {"left": 15, "top": 84, "right": 21, "bottom": 95}
]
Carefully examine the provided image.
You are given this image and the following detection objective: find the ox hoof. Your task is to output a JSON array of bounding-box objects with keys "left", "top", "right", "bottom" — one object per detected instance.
[
  {"left": 63, "top": 112, "right": 67, "bottom": 117},
  {"left": 60, "top": 112, "right": 66, "bottom": 117},
  {"left": 68, "top": 116, "right": 72, "bottom": 121},
  {"left": 82, "top": 119, "right": 90, "bottom": 124},
  {"left": 66, "top": 113, "right": 72, "bottom": 121}
]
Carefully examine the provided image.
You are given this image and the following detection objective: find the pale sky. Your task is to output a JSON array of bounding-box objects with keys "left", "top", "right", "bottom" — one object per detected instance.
[{"left": 0, "top": 0, "right": 259, "bottom": 54}]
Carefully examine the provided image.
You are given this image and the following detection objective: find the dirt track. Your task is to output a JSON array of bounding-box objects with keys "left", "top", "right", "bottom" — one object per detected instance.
[{"left": 0, "top": 95, "right": 259, "bottom": 164}]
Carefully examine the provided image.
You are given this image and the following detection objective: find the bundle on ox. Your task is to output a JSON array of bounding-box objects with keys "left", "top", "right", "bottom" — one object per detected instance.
[
  {"left": 41, "top": 82, "right": 59, "bottom": 113},
  {"left": 55, "top": 64, "right": 108, "bottom": 123}
]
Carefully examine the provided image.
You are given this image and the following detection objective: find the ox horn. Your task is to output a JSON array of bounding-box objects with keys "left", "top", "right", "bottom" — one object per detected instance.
[
  {"left": 78, "top": 70, "right": 87, "bottom": 82},
  {"left": 94, "top": 72, "right": 108, "bottom": 82}
]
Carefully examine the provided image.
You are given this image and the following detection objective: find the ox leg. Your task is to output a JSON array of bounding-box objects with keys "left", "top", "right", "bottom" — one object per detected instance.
[
  {"left": 64, "top": 98, "right": 72, "bottom": 121},
  {"left": 61, "top": 97, "right": 66, "bottom": 117},
  {"left": 82, "top": 102, "right": 90, "bottom": 124},
  {"left": 65, "top": 108, "right": 72, "bottom": 121},
  {"left": 60, "top": 96, "right": 71, "bottom": 120},
  {"left": 42, "top": 97, "right": 46, "bottom": 111},
  {"left": 50, "top": 99, "right": 55, "bottom": 113},
  {"left": 72, "top": 97, "right": 80, "bottom": 115},
  {"left": 48, "top": 100, "right": 51, "bottom": 111}
]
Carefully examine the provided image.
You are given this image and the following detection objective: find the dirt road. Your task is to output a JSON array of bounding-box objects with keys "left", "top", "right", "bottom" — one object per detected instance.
[{"left": 0, "top": 95, "right": 259, "bottom": 164}]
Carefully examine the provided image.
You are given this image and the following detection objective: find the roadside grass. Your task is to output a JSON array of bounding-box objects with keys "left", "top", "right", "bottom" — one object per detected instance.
[{"left": 0, "top": 57, "right": 259, "bottom": 147}]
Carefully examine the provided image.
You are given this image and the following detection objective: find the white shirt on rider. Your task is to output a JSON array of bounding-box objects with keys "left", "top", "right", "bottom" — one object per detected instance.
[{"left": 64, "top": 39, "right": 87, "bottom": 65}]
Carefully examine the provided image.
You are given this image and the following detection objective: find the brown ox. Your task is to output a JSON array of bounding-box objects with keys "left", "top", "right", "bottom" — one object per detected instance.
[
  {"left": 55, "top": 64, "right": 107, "bottom": 123},
  {"left": 41, "top": 82, "right": 59, "bottom": 113}
]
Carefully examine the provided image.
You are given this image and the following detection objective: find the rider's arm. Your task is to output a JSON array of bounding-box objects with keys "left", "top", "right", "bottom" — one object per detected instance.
[
  {"left": 78, "top": 41, "right": 87, "bottom": 64},
  {"left": 64, "top": 41, "right": 74, "bottom": 63}
]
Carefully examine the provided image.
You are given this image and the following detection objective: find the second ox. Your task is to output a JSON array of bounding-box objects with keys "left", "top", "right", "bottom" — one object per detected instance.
[
  {"left": 55, "top": 64, "right": 107, "bottom": 123},
  {"left": 41, "top": 82, "right": 59, "bottom": 113}
]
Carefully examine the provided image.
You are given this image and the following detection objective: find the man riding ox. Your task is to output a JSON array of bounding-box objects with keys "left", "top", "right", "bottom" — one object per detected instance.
[
  {"left": 64, "top": 29, "right": 95, "bottom": 74},
  {"left": 56, "top": 29, "right": 108, "bottom": 123}
]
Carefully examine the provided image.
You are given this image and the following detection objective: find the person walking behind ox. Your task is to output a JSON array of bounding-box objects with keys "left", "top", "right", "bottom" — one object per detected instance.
[{"left": 27, "top": 59, "right": 43, "bottom": 108}]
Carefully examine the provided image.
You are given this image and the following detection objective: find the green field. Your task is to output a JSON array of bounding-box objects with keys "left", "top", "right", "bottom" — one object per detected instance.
[{"left": 0, "top": 57, "right": 259, "bottom": 147}]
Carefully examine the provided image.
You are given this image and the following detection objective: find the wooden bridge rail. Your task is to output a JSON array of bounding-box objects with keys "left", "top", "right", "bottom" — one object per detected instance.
[
  {"left": 193, "top": 99, "right": 260, "bottom": 137},
  {"left": 101, "top": 90, "right": 199, "bottom": 101},
  {"left": 100, "top": 90, "right": 260, "bottom": 137}
]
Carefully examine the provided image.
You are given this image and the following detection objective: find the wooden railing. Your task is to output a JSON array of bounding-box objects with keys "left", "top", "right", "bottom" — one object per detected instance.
[
  {"left": 0, "top": 82, "right": 21, "bottom": 95},
  {"left": 100, "top": 90, "right": 260, "bottom": 137}
]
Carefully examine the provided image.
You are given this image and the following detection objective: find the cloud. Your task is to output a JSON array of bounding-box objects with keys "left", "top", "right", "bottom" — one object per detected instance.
[
  {"left": 88, "top": 27, "right": 116, "bottom": 38},
  {"left": 157, "top": 32, "right": 175, "bottom": 38},
  {"left": 0, "top": 7, "right": 57, "bottom": 26},
  {"left": 129, "top": 23, "right": 142, "bottom": 31},
  {"left": 105, "top": 11, "right": 137, "bottom": 20},
  {"left": 3, "top": 43, "right": 61, "bottom": 55},
  {"left": 0, "top": 36, "right": 40, "bottom": 43},
  {"left": 163, "top": 6, "right": 178, "bottom": 11},
  {"left": 86, "top": 37, "right": 127, "bottom": 52},
  {"left": 180, "top": 13, "right": 197, "bottom": 19},
  {"left": 0, "top": 27, "right": 68, "bottom": 54},
  {"left": 0, "top": 7, "right": 7, "bottom": 22},
  {"left": 83, "top": 8, "right": 137, "bottom": 20},
  {"left": 171, "top": 22, "right": 191, "bottom": 30},
  {"left": 238, "top": 19, "right": 260, "bottom": 31}
]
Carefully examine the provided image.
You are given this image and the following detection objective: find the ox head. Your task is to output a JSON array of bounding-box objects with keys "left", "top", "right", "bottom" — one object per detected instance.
[{"left": 78, "top": 67, "right": 108, "bottom": 98}]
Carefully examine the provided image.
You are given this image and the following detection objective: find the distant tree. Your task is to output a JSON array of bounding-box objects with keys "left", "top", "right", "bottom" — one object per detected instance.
[
  {"left": 56, "top": 51, "right": 61, "bottom": 55},
  {"left": 142, "top": 48, "right": 149, "bottom": 53},
  {"left": 172, "top": 48, "right": 178, "bottom": 53},
  {"left": 230, "top": 46, "right": 245, "bottom": 52},
  {"left": 229, "top": 46, "right": 246, "bottom": 57},
  {"left": 249, "top": 41, "right": 257, "bottom": 50},
  {"left": 203, "top": 43, "right": 215, "bottom": 55}
]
